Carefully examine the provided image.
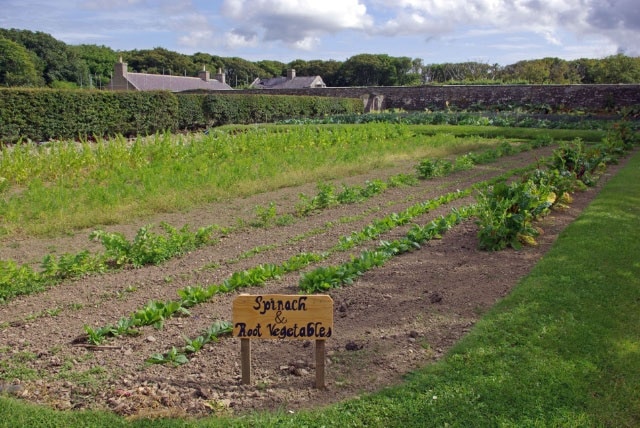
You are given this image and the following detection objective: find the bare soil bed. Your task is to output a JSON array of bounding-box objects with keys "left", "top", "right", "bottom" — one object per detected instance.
[{"left": 0, "top": 146, "right": 626, "bottom": 420}]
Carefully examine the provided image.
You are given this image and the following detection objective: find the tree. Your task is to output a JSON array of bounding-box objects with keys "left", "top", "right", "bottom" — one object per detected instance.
[
  {"left": 0, "top": 37, "right": 43, "bottom": 86},
  {"left": 336, "top": 54, "right": 397, "bottom": 86},
  {"left": 219, "top": 57, "right": 265, "bottom": 87},
  {"left": 191, "top": 52, "right": 225, "bottom": 74},
  {"left": 569, "top": 58, "right": 598, "bottom": 84},
  {"left": 256, "top": 60, "right": 285, "bottom": 77},
  {"left": 124, "top": 47, "right": 195, "bottom": 76},
  {"left": 71, "top": 44, "right": 118, "bottom": 88},
  {"left": 391, "top": 56, "right": 422, "bottom": 86},
  {"left": 591, "top": 54, "right": 640, "bottom": 83},
  {"left": 0, "top": 28, "right": 87, "bottom": 86},
  {"left": 501, "top": 60, "right": 550, "bottom": 83}
]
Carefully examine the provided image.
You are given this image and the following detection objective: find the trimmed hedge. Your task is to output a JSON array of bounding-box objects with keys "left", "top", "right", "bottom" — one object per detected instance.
[
  {"left": 0, "top": 88, "right": 363, "bottom": 143},
  {"left": 0, "top": 89, "right": 178, "bottom": 142},
  {"left": 200, "top": 93, "right": 363, "bottom": 126}
]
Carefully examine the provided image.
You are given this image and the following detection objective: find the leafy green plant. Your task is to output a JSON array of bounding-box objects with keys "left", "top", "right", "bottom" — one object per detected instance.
[
  {"left": 177, "top": 285, "right": 215, "bottom": 308},
  {"left": 361, "top": 179, "right": 387, "bottom": 197},
  {"left": 530, "top": 133, "right": 554, "bottom": 148},
  {"left": 149, "top": 320, "right": 232, "bottom": 366},
  {"left": 147, "top": 347, "right": 189, "bottom": 366},
  {"left": 90, "top": 223, "right": 217, "bottom": 268},
  {"left": 475, "top": 179, "right": 553, "bottom": 251},
  {"left": 251, "top": 203, "right": 278, "bottom": 227},
  {"left": 549, "top": 139, "right": 605, "bottom": 187},
  {"left": 41, "top": 250, "right": 106, "bottom": 280},
  {"left": 132, "top": 300, "right": 190, "bottom": 329},
  {"left": 454, "top": 154, "right": 476, "bottom": 171},
  {"left": 0, "top": 261, "right": 42, "bottom": 302},
  {"left": 84, "top": 325, "right": 117, "bottom": 345},
  {"left": 387, "top": 173, "right": 418, "bottom": 187},
  {"left": 415, "top": 158, "right": 453, "bottom": 179},
  {"left": 524, "top": 168, "right": 576, "bottom": 207},
  {"left": 183, "top": 335, "right": 207, "bottom": 354}
]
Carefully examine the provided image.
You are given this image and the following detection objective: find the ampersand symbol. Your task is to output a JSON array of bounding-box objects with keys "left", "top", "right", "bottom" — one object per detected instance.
[{"left": 274, "top": 310, "right": 287, "bottom": 324}]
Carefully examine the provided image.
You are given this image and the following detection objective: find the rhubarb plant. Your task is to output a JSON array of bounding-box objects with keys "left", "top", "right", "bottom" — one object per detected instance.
[{"left": 475, "top": 179, "right": 554, "bottom": 251}]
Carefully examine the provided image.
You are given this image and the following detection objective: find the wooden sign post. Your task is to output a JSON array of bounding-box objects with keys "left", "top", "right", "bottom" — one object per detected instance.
[{"left": 232, "top": 294, "right": 333, "bottom": 389}]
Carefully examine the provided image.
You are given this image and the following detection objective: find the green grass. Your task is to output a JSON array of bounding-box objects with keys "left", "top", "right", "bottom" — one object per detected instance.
[
  {"left": 0, "top": 151, "right": 638, "bottom": 426},
  {"left": 0, "top": 124, "right": 508, "bottom": 239},
  {"left": 412, "top": 124, "right": 609, "bottom": 143}
]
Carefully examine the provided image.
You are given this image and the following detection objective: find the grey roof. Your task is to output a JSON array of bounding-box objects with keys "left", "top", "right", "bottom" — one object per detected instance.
[
  {"left": 251, "top": 76, "right": 325, "bottom": 89},
  {"left": 124, "top": 73, "right": 232, "bottom": 91}
]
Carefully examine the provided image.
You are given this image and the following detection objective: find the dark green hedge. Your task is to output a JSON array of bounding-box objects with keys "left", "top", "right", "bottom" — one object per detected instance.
[
  {"left": 0, "top": 89, "right": 363, "bottom": 143},
  {"left": 200, "top": 93, "right": 363, "bottom": 126},
  {"left": 0, "top": 89, "right": 179, "bottom": 142}
]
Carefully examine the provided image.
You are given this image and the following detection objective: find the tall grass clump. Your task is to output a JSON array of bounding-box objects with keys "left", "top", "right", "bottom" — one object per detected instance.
[{"left": 0, "top": 124, "right": 500, "bottom": 238}]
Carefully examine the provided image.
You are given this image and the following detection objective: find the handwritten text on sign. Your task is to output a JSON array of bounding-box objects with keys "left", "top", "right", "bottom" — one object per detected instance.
[{"left": 232, "top": 294, "right": 333, "bottom": 340}]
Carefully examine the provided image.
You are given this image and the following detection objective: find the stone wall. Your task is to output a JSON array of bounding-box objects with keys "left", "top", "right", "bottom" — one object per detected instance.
[{"left": 206, "top": 84, "right": 640, "bottom": 112}]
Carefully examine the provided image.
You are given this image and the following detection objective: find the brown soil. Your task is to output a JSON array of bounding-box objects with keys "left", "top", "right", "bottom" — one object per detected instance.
[{"left": 0, "top": 146, "right": 627, "bottom": 420}]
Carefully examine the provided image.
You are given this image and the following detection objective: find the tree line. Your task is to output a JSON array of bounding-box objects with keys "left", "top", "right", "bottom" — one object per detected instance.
[{"left": 2, "top": 28, "right": 640, "bottom": 89}]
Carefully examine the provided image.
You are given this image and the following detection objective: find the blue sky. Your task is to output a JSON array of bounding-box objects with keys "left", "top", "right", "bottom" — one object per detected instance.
[{"left": 2, "top": 0, "right": 638, "bottom": 65}]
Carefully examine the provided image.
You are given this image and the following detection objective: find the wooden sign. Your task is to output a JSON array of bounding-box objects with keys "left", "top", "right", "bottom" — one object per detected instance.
[
  {"left": 233, "top": 294, "right": 333, "bottom": 339},
  {"left": 232, "top": 294, "right": 333, "bottom": 388}
]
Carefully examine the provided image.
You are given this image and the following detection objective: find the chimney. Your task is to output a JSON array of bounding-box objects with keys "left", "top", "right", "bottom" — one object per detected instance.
[
  {"left": 215, "top": 67, "right": 226, "bottom": 84},
  {"left": 115, "top": 56, "right": 128, "bottom": 77},
  {"left": 198, "top": 65, "right": 210, "bottom": 82},
  {"left": 287, "top": 69, "right": 296, "bottom": 80}
]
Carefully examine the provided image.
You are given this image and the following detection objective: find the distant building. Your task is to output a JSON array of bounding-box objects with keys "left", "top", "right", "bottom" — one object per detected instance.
[
  {"left": 107, "top": 58, "right": 232, "bottom": 91},
  {"left": 250, "top": 69, "right": 326, "bottom": 89}
]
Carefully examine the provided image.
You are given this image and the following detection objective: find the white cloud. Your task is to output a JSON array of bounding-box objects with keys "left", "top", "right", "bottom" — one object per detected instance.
[
  {"left": 292, "top": 36, "right": 321, "bottom": 50},
  {"left": 370, "top": 0, "right": 638, "bottom": 55},
  {"left": 220, "top": 0, "right": 373, "bottom": 50},
  {"left": 372, "top": 0, "right": 582, "bottom": 36},
  {"left": 178, "top": 30, "right": 214, "bottom": 49},
  {"left": 223, "top": 29, "right": 260, "bottom": 49}
]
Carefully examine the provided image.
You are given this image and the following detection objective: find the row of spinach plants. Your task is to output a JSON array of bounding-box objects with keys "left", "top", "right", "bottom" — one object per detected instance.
[
  {"left": 0, "top": 137, "right": 535, "bottom": 303},
  {"left": 83, "top": 188, "right": 475, "bottom": 346},
  {"left": 0, "top": 223, "right": 219, "bottom": 303},
  {"left": 142, "top": 165, "right": 541, "bottom": 365}
]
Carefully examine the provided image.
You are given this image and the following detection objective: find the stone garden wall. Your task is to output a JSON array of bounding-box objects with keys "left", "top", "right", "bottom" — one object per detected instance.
[{"left": 214, "top": 84, "right": 640, "bottom": 112}]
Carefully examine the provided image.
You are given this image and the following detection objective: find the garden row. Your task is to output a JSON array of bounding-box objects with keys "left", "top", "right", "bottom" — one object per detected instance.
[
  {"left": 0, "top": 133, "right": 553, "bottom": 303},
  {"left": 279, "top": 109, "right": 639, "bottom": 130}
]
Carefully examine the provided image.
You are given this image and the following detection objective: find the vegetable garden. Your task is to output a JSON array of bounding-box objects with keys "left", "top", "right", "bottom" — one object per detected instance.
[{"left": 0, "top": 112, "right": 637, "bottom": 422}]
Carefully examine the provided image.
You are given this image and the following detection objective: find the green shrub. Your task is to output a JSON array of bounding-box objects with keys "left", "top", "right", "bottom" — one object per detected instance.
[{"left": 416, "top": 158, "right": 454, "bottom": 178}]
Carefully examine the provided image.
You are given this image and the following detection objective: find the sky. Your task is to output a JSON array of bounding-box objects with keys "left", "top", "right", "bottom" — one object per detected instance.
[{"left": 1, "top": 0, "right": 639, "bottom": 65}]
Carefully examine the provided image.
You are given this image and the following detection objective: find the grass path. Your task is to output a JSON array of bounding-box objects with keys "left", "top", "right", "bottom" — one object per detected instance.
[{"left": 1, "top": 150, "right": 638, "bottom": 427}]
